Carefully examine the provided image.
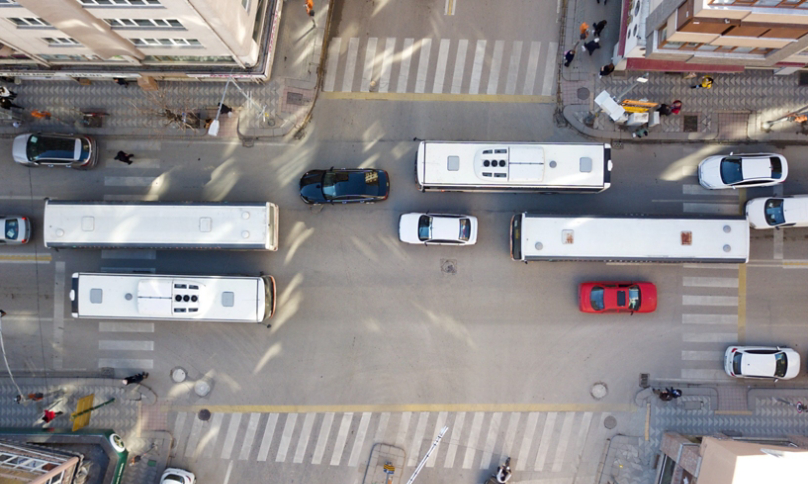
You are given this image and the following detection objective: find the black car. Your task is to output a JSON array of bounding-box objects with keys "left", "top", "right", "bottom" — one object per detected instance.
[{"left": 299, "top": 168, "right": 390, "bottom": 204}]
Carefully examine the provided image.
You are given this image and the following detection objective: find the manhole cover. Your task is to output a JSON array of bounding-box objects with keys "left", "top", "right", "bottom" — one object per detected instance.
[
  {"left": 441, "top": 259, "right": 457, "bottom": 275},
  {"left": 198, "top": 409, "right": 211, "bottom": 421},
  {"left": 171, "top": 367, "right": 187, "bottom": 383},
  {"left": 604, "top": 415, "right": 617, "bottom": 429},
  {"left": 591, "top": 382, "right": 608, "bottom": 399},
  {"left": 287, "top": 92, "right": 304, "bottom": 106},
  {"left": 683, "top": 115, "right": 699, "bottom": 133},
  {"left": 577, "top": 87, "right": 590, "bottom": 100}
]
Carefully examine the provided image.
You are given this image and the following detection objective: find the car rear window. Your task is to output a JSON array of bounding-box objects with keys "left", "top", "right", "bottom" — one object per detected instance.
[
  {"left": 774, "top": 352, "right": 788, "bottom": 378},
  {"left": 590, "top": 286, "right": 605, "bottom": 311},
  {"left": 628, "top": 285, "right": 641, "bottom": 310},
  {"left": 4, "top": 219, "right": 17, "bottom": 240},
  {"left": 764, "top": 199, "right": 785, "bottom": 226},
  {"left": 26, "top": 135, "right": 76, "bottom": 162},
  {"left": 418, "top": 215, "right": 431, "bottom": 241},
  {"left": 732, "top": 351, "right": 743, "bottom": 375},
  {"left": 459, "top": 219, "right": 470, "bottom": 241}
]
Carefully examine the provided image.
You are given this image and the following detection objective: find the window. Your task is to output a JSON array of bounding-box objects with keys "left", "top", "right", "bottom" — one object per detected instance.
[
  {"left": 142, "top": 55, "right": 236, "bottom": 64},
  {"left": 43, "top": 37, "right": 80, "bottom": 46},
  {"left": 590, "top": 287, "right": 605, "bottom": 311},
  {"left": 105, "top": 18, "right": 182, "bottom": 28},
  {"left": 130, "top": 38, "right": 200, "bottom": 47},
  {"left": 242, "top": 0, "right": 250, "bottom": 9},
  {"left": 0, "top": 0, "right": 19, "bottom": 4},
  {"left": 764, "top": 199, "right": 785, "bottom": 226},
  {"left": 4, "top": 219, "right": 18, "bottom": 241},
  {"left": 79, "top": 0, "right": 161, "bottom": 5},
  {"left": 9, "top": 17, "right": 50, "bottom": 27}
]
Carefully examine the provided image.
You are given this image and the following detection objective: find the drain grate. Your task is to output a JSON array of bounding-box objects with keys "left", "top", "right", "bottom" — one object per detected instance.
[
  {"left": 286, "top": 92, "right": 304, "bottom": 106},
  {"left": 683, "top": 115, "right": 699, "bottom": 132},
  {"left": 640, "top": 373, "right": 649, "bottom": 388},
  {"left": 441, "top": 259, "right": 457, "bottom": 275},
  {"left": 577, "top": 87, "right": 590, "bottom": 100}
]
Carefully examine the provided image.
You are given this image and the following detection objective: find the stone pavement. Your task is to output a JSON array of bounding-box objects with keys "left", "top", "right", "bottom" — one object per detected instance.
[
  {"left": 560, "top": 0, "right": 808, "bottom": 143},
  {"left": 0, "top": 0, "right": 328, "bottom": 143},
  {"left": 0, "top": 377, "right": 170, "bottom": 484}
]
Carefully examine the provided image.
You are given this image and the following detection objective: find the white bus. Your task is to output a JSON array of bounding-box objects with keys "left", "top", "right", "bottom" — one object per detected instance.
[
  {"left": 43, "top": 201, "right": 279, "bottom": 250},
  {"left": 510, "top": 214, "right": 749, "bottom": 263},
  {"left": 416, "top": 141, "right": 612, "bottom": 193},
  {"left": 70, "top": 273, "right": 276, "bottom": 322}
]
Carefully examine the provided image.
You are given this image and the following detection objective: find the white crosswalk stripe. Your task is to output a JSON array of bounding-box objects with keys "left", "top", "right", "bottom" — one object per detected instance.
[
  {"left": 462, "top": 412, "right": 485, "bottom": 469},
  {"left": 534, "top": 412, "right": 556, "bottom": 471},
  {"left": 325, "top": 36, "right": 558, "bottom": 96},
  {"left": 443, "top": 412, "right": 464, "bottom": 468},
  {"left": 311, "top": 412, "right": 333, "bottom": 465},
  {"left": 330, "top": 412, "right": 353, "bottom": 466}
]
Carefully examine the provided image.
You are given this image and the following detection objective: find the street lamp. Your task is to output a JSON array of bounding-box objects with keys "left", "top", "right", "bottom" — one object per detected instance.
[{"left": 0, "top": 310, "right": 25, "bottom": 402}]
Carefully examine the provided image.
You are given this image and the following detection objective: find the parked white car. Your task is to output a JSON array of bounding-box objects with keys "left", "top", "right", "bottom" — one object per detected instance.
[
  {"left": 160, "top": 468, "right": 196, "bottom": 484},
  {"left": 746, "top": 195, "right": 808, "bottom": 229},
  {"left": 398, "top": 213, "right": 478, "bottom": 245},
  {"left": 698, "top": 153, "right": 787, "bottom": 189},
  {"left": 724, "top": 346, "right": 800, "bottom": 381},
  {"left": 0, "top": 215, "right": 31, "bottom": 244}
]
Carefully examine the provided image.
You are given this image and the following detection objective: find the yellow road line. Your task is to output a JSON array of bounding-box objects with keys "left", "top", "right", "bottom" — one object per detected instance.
[
  {"left": 738, "top": 264, "right": 746, "bottom": 343},
  {"left": 0, "top": 254, "right": 52, "bottom": 263},
  {"left": 320, "top": 91, "right": 555, "bottom": 103},
  {"left": 167, "top": 402, "right": 634, "bottom": 414}
]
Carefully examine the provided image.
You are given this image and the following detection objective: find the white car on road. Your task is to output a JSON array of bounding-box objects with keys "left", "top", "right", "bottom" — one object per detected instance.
[
  {"left": 399, "top": 213, "right": 478, "bottom": 245},
  {"left": 698, "top": 153, "right": 787, "bottom": 189},
  {"left": 160, "top": 468, "right": 196, "bottom": 484},
  {"left": 1, "top": 215, "right": 31, "bottom": 244},
  {"left": 746, "top": 195, "right": 808, "bottom": 229},
  {"left": 724, "top": 346, "right": 800, "bottom": 381}
]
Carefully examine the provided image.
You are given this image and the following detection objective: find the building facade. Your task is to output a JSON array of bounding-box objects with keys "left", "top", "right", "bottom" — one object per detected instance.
[
  {"left": 0, "top": 0, "right": 279, "bottom": 81},
  {"left": 616, "top": 0, "right": 808, "bottom": 73}
]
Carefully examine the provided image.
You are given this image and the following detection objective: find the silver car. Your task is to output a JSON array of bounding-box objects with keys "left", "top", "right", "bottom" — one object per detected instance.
[
  {"left": 399, "top": 213, "right": 478, "bottom": 246},
  {"left": 0, "top": 216, "right": 31, "bottom": 244},
  {"left": 12, "top": 133, "right": 98, "bottom": 169},
  {"left": 698, "top": 153, "right": 787, "bottom": 189}
]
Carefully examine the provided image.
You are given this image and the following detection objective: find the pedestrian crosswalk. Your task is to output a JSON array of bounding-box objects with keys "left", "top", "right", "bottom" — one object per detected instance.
[
  {"left": 323, "top": 37, "right": 558, "bottom": 97},
  {"left": 169, "top": 409, "right": 607, "bottom": 477}
]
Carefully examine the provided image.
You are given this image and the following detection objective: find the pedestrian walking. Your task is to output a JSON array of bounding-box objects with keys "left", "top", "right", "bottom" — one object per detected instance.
[
  {"left": 667, "top": 387, "right": 683, "bottom": 398},
  {"left": 30, "top": 110, "right": 50, "bottom": 119},
  {"left": 0, "top": 97, "right": 22, "bottom": 110},
  {"left": 670, "top": 100, "right": 682, "bottom": 114},
  {"left": 122, "top": 371, "right": 148, "bottom": 386},
  {"left": 0, "top": 86, "right": 17, "bottom": 99},
  {"left": 656, "top": 104, "right": 672, "bottom": 116},
  {"left": 579, "top": 22, "right": 590, "bottom": 40},
  {"left": 305, "top": 0, "right": 316, "bottom": 25},
  {"left": 593, "top": 20, "right": 607, "bottom": 36},
  {"left": 599, "top": 63, "right": 615, "bottom": 77},
  {"left": 563, "top": 49, "right": 576, "bottom": 67},
  {"left": 114, "top": 78, "right": 129, "bottom": 88},
  {"left": 114, "top": 151, "right": 134, "bottom": 165},
  {"left": 37, "top": 409, "right": 63, "bottom": 425},
  {"left": 15, "top": 392, "right": 44, "bottom": 404},
  {"left": 218, "top": 102, "right": 234, "bottom": 117},
  {"left": 691, "top": 75, "right": 713, "bottom": 89},
  {"left": 583, "top": 38, "right": 601, "bottom": 55}
]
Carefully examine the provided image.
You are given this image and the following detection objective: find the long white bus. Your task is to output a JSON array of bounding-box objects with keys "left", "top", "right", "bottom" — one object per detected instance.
[
  {"left": 510, "top": 214, "right": 749, "bottom": 263},
  {"left": 416, "top": 141, "right": 612, "bottom": 193},
  {"left": 43, "top": 200, "right": 279, "bottom": 250},
  {"left": 70, "top": 273, "right": 276, "bottom": 322}
]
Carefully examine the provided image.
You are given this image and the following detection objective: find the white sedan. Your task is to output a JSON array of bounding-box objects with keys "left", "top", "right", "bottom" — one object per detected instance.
[
  {"left": 160, "top": 468, "right": 196, "bottom": 484},
  {"left": 399, "top": 213, "right": 478, "bottom": 245},
  {"left": 698, "top": 153, "right": 787, "bottom": 189},
  {"left": 746, "top": 195, "right": 808, "bottom": 229},
  {"left": 724, "top": 346, "right": 800, "bottom": 381}
]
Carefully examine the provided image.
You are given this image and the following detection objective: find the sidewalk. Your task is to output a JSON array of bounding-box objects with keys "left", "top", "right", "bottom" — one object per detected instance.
[
  {"left": 560, "top": 0, "right": 808, "bottom": 143},
  {"left": 0, "top": 0, "right": 328, "bottom": 143}
]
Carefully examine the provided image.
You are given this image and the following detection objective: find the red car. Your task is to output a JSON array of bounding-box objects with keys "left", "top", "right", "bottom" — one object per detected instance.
[{"left": 578, "top": 282, "right": 657, "bottom": 314}]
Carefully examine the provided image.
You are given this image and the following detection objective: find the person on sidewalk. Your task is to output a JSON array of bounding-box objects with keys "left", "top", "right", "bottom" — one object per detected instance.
[
  {"left": 579, "top": 22, "right": 590, "bottom": 40},
  {"left": 122, "top": 371, "right": 149, "bottom": 385},
  {"left": 670, "top": 100, "right": 682, "bottom": 114},
  {"left": 593, "top": 20, "right": 607, "bottom": 37},
  {"left": 37, "top": 409, "right": 63, "bottom": 426},
  {"left": 30, "top": 110, "right": 50, "bottom": 119},
  {"left": 305, "top": 0, "right": 316, "bottom": 25},
  {"left": 0, "top": 97, "right": 22, "bottom": 110},
  {"left": 15, "top": 392, "right": 44, "bottom": 404},
  {"left": 583, "top": 38, "right": 601, "bottom": 55},
  {"left": 114, "top": 151, "right": 134, "bottom": 165},
  {"left": 632, "top": 127, "right": 649, "bottom": 138},
  {"left": 564, "top": 49, "right": 576, "bottom": 67},
  {"left": 0, "top": 86, "right": 17, "bottom": 99},
  {"left": 656, "top": 104, "right": 672, "bottom": 116},
  {"left": 666, "top": 387, "right": 683, "bottom": 398},
  {"left": 599, "top": 63, "right": 615, "bottom": 77},
  {"left": 218, "top": 102, "right": 234, "bottom": 118},
  {"left": 691, "top": 75, "right": 713, "bottom": 89},
  {"left": 114, "top": 78, "right": 129, "bottom": 88}
]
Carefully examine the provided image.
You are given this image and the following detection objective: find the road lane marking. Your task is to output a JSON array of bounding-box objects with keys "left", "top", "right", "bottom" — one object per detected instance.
[
  {"left": 572, "top": 412, "right": 593, "bottom": 468},
  {"left": 98, "top": 340, "right": 153, "bottom": 351},
  {"left": 462, "top": 412, "right": 484, "bottom": 469},
  {"left": 408, "top": 412, "right": 429, "bottom": 466},
  {"left": 360, "top": 37, "right": 378, "bottom": 92},
  {"left": 738, "top": 264, "right": 746, "bottom": 343},
  {"left": 682, "top": 333, "right": 737, "bottom": 343},
  {"left": 101, "top": 249, "right": 156, "bottom": 259},
  {"left": 683, "top": 263, "right": 739, "bottom": 270},
  {"left": 221, "top": 412, "right": 242, "bottom": 459},
  {"left": 682, "top": 314, "right": 737, "bottom": 325},
  {"left": 311, "top": 412, "right": 334, "bottom": 464},
  {"left": 395, "top": 411, "right": 411, "bottom": 449},
  {"left": 515, "top": 412, "right": 539, "bottom": 471},
  {"left": 342, "top": 38, "right": 359, "bottom": 92},
  {"left": 330, "top": 412, "right": 353, "bottom": 465},
  {"left": 0, "top": 254, "right": 51, "bottom": 263},
  {"left": 683, "top": 203, "right": 740, "bottom": 215},
  {"left": 201, "top": 412, "right": 224, "bottom": 458},
  {"left": 502, "top": 412, "right": 520, "bottom": 462},
  {"left": 348, "top": 412, "right": 372, "bottom": 467},
  {"left": 486, "top": 41, "right": 505, "bottom": 95},
  {"left": 443, "top": 412, "right": 465, "bottom": 468},
  {"left": 444, "top": 0, "right": 456, "bottom": 15},
  {"left": 257, "top": 413, "right": 278, "bottom": 462},
  {"left": 293, "top": 412, "right": 316, "bottom": 463},
  {"left": 552, "top": 412, "right": 575, "bottom": 472},
  {"left": 534, "top": 412, "right": 556, "bottom": 471},
  {"left": 185, "top": 414, "right": 204, "bottom": 458},
  {"left": 396, "top": 38, "right": 415, "bottom": 93},
  {"left": 276, "top": 413, "right": 297, "bottom": 462},
  {"left": 0, "top": 195, "right": 47, "bottom": 200},
  {"left": 683, "top": 276, "right": 738, "bottom": 288},
  {"left": 373, "top": 412, "right": 389, "bottom": 445},
  {"left": 324, "top": 38, "right": 341, "bottom": 92},
  {"left": 480, "top": 411, "right": 502, "bottom": 469},
  {"left": 171, "top": 402, "right": 634, "bottom": 413},
  {"left": 426, "top": 411, "right": 448, "bottom": 467},
  {"left": 379, "top": 37, "right": 395, "bottom": 93},
  {"left": 540, "top": 42, "right": 558, "bottom": 96},
  {"left": 100, "top": 322, "right": 154, "bottom": 332},
  {"left": 415, "top": 38, "right": 432, "bottom": 93},
  {"left": 682, "top": 295, "right": 738, "bottom": 306},
  {"left": 682, "top": 184, "right": 738, "bottom": 196},
  {"left": 682, "top": 350, "right": 723, "bottom": 361},
  {"left": 432, "top": 39, "right": 451, "bottom": 94},
  {"left": 173, "top": 412, "right": 188, "bottom": 456},
  {"left": 523, "top": 42, "right": 540, "bottom": 95},
  {"left": 98, "top": 358, "right": 153, "bottom": 369},
  {"left": 505, "top": 41, "right": 522, "bottom": 95},
  {"left": 53, "top": 261, "right": 65, "bottom": 369},
  {"left": 451, "top": 39, "right": 468, "bottom": 94},
  {"left": 469, "top": 40, "right": 486, "bottom": 95},
  {"left": 681, "top": 369, "right": 726, "bottom": 380},
  {"left": 320, "top": 91, "right": 554, "bottom": 103},
  {"left": 104, "top": 176, "right": 161, "bottom": 187},
  {"left": 238, "top": 412, "right": 261, "bottom": 460},
  {"left": 103, "top": 194, "right": 159, "bottom": 201}
]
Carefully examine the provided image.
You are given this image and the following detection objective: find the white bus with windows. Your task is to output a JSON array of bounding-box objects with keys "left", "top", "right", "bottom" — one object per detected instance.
[
  {"left": 70, "top": 273, "right": 276, "bottom": 323},
  {"left": 43, "top": 200, "right": 279, "bottom": 250},
  {"left": 416, "top": 141, "right": 612, "bottom": 193},
  {"left": 510, "top": 213, "right": 749, "bottom": 263}
]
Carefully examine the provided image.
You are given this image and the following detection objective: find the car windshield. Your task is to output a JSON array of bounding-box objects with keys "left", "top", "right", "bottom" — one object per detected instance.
[
  {"left": 764, "top": 199, "right": 785, "bottom": 226},
  {"left": 26, "top": 135, "right": 76, "bottom": 162},
  {"left": 774, "top": 352, "right": 788, "bottom": 378},
  {"left": 628, "top": 285, "right": 641, "bottom": 310},
  {"left": 719, "top": 157, "right": 743, "bottom": 185},
  {"left": 4, "top": 219, "right": 18, "bottom": 240},
  {"left": 458, "top": 219, "right": 470, "bottom": 241},
  {"left": 732, "top": 351, "right": 743, "bottom": 375},
  {"left": 771, "top": 157, "right": 784, "bottom": 179},
  {"left": 417, "top": 215, "right": 431, "bottom": 241},
  {"left": 590, "top": 286, "right": 605, "bottom": 311},
  {"left": 321, "top": 170, "right": 379, "bottom": 200}
]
